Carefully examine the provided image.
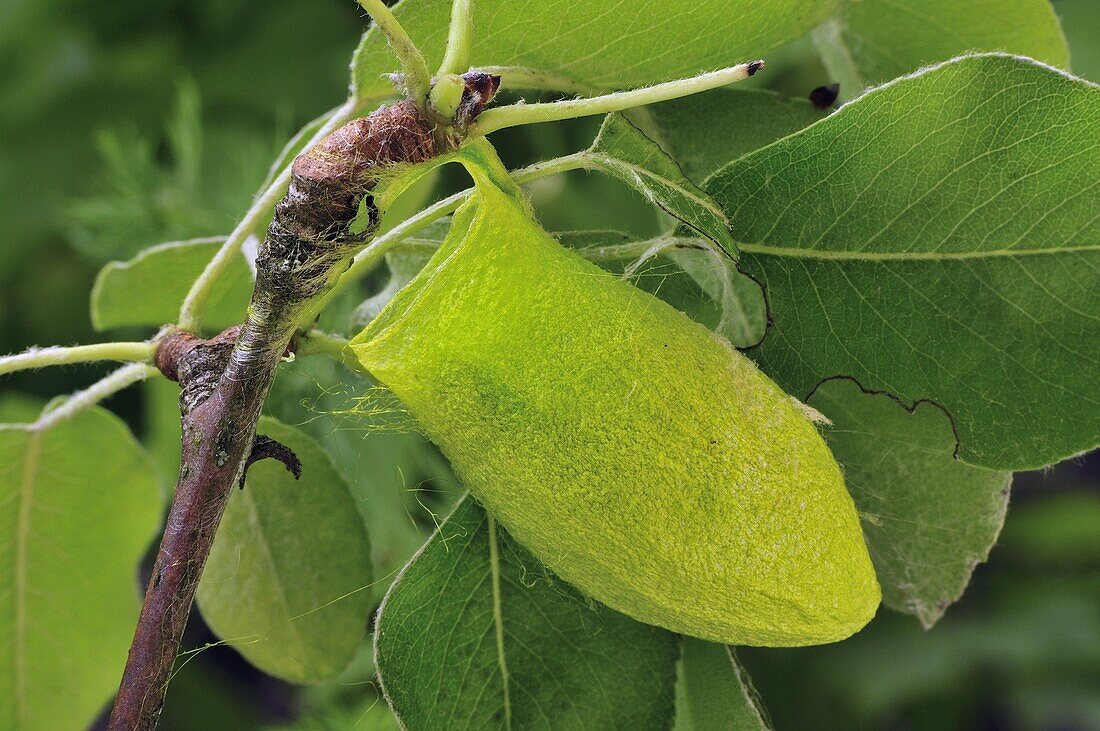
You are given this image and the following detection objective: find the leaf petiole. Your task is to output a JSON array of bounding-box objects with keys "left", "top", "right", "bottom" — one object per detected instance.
[
  {"left": 471, "top": 61, "right": 764, "bottom": 136},
  {"left": 357, "top": 0, "right": 432, "bottom": 103},
  {"left": 437, "top": 0, "right": 474, "bottom": 76},
  {"left": 0, "top": 341, "right": 156, "bottom": 377},
  {"left": 326, "top": 151, "right": 589, "bottom": 304}
]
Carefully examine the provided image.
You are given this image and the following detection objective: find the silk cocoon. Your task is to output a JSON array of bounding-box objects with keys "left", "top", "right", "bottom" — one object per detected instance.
[{"left": 352, "top": 179, "right": 880, "bottom": 646}]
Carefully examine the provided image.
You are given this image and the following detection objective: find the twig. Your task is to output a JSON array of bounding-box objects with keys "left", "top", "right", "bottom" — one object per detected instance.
[
  {"left": 109, "top": 97, "right": 445, "bottom": 731},
  {"left": 437, "top": 0, "right": 473, "bottom": 76}
]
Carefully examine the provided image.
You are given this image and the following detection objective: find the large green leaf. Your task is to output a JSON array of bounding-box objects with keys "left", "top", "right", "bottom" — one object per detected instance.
[
  {"left": 675, "top": 638, "right": 771, "bottom": 731},
  {"left": 352, "top": 0, "right": 839, "bottom": 101},
  {"left": 815, "top": 0, "right": 1069, "bottom": 95},
  {"left": 0, "top": 406, "right": 161, "bottom": 731},
  {"left": 91, "top": 237, "right": 252, "bottom": 332},
  {"left": 706, "top": 54, "right": 1100, "bottom": 470},
  {"left": 197, "top": 417, "right": 373, "bottom": 684},
  {"left": 646, "top": 88, "right": 827, "bottom": 183},
  {"left": 375, "top": 496, "right": 679, "bottom": 729},
  {"left": 811, "top": 380, "right": 1012, "bottom": 628}
]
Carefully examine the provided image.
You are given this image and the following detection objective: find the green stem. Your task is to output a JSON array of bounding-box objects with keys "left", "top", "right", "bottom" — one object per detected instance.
[
  {"left": 33, "top": 363, "right": 157, "bottom": 431},
  {"left": 471, "top": 61, "right": 763, "bottom": 136},
  {"left": 178, "top": 100, "right": 357, "bottom": 331},
  {"left": 437, "top": 0, "right": 473, "bottom": 76},
  {"left": 0, "top": 341, "right": 156, "bottom": 377},
  {"left": 296, "top": 331, "right": 363, "bottom": 372},
  {"left": 357, "top": 0, "right": 432, "bottom": 103}
]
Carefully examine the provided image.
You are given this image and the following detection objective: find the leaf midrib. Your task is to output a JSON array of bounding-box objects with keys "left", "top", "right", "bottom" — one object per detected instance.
[
  {"left": 739, "top": 242, "right": 1100, "bottom": 261},
  {"left": 14, "top": 428, "right": 42, "bottom": 728},
  {"left": 486, "top": 516, "right": 512, "bottom": 731},
  {"left": 240, "top": 486, "right": 310, "bottom": 665}
]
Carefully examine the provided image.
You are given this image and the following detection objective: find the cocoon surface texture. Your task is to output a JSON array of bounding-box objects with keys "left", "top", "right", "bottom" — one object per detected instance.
[{"left": 352, "top": 178, "right": 880, "bottom": 646}]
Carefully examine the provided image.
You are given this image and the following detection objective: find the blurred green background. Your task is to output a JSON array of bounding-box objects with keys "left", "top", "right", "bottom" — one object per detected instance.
[{"left": 0, "top": 0, "right": 1096, "bottom": 728}]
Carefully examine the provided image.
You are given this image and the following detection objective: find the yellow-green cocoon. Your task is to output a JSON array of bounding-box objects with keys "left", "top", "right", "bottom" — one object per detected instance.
[{"left": 352, "top": 178, "right": 880, "bottom": 646}]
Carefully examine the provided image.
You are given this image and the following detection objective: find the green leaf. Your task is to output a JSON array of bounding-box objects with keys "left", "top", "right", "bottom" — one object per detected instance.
[
  {"left": 675, "top": 638, "right": 771, "bottom": 731},
  {"left": 352, "top": 0, "right": 840, "bottom": 101},
  {"left": 646, "top": 89, "right": 827, "bottom": 182},
  {"left": 0, "top": 406, "right": 162, "bottom": 731},
  {"left": 375, "top": 496, "right": 679, "bottom": 729},
  {"left": 92, "top": 237, "right": 252, "bottom": 332},
  {"left": 810, "top": 380, "right": 1012, "bottom": 628},
  {"left": 581, "top": 114, "right": 736, "bottom": 256},
  {"left": 660, "top": 245, "right": 766, "bottom": 348},
  {"left": 815, "top": 0, "right": 1069, "bottom": 95},
  {"left": 706, "top": 54, "right": 1100, "bottom": 470},
  {"left": 197, "top": 417, "right": 373, "bottom": 684}
]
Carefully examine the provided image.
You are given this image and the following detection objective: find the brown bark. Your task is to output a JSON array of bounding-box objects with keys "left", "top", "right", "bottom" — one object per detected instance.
[{"left": 108, "top": 99, "right": 442, "bottom": 730}]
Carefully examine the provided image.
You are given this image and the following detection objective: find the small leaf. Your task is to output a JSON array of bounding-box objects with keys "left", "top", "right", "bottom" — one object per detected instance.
[
  {"left": 675, "top": 638, "right": 771, "bottom": 731},
  {"left": 352, "top": 0, "right": 840, "bottom": 101},
  {"left": 197, "top": 417, "right": 373, "bottom": 684},
  {"left": 707, "top": 54, "right": 1100, "bottom": 470},
  {"left": 582, "top": 114, "right": 736, "bottom": 256},
  {"left": 817, "top": 0, "right": 1069, "bottom": 94},
  {"left": 646, "top": 88, "right": 827, "bottom": 182},
  {"left": 811, "top": 380, "right": 1012, "bottom": 628},
  {"left": 92, "top": 238, "right": 252, "bottom": 332},
  {"left": 375, "top": 496, "right": 679, "bottom": 729},
  {"left": 0, "top": 405, "right": 162, "bottom": 731}
]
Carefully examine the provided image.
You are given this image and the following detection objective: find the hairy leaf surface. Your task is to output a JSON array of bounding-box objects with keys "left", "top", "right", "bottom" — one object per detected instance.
[
  {"left": 646, "top": 89, "right": 827, "bottom": 182},
  {"left": 816, "top": 0, "right": 1069, "bottom": 94},
  {"left": 562, "top": 114, "right": 737, "bottom": 255},
  {"left": 675, "top": 638, "right": 770, "bottom": 731},
  {"left": 375, "top": 497, "right": 679, "bottom": 729},
  {"left": 707, "top": 54, "right": 1100, "bottom": 469},
  {"left": 352, "top": 0, "right": 839, "bottom": 101},
  {"left": 560, "top": 231, "right": 765, "bottom": 347},
  {"left": 0, "top": 406, "right": 161, "bottom": 730}
]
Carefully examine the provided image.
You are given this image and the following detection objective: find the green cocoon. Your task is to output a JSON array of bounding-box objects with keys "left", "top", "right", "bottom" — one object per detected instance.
[{"left": 352, "top": 172, "right": 880, "bottom": 646}]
